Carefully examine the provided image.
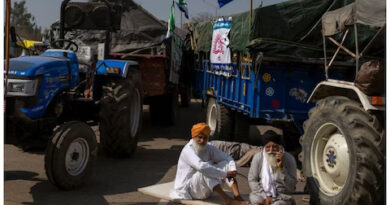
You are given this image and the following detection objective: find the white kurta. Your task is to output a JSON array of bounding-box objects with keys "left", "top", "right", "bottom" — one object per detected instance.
[{"left": 170, "top": 139, "right": 237, "bottom": 200}]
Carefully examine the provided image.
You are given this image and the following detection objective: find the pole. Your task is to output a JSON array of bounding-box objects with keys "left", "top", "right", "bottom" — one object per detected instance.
[
  {"left": 323, "top": 36, "right": 328, "bottom": 80},
  {"left": 354, "top": 24, "right": 359, "bottom": 77},
  {"left": 181, "top": 12, "right": 183, "bottom": 29},
  {"left": 249, "top": 0, "right": 253, "bottom": 29},
  {"left": 5, "top": 0, "right": 11, "bottom": 97}
]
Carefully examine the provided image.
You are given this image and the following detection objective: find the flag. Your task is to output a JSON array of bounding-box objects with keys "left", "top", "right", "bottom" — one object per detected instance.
[
  {"left": 165, "top": 1, "right": 175, "bottom": 38},
  {"left": 176, "top": 0, "right": 189, "bottom": 19},
  {"left": 218, "top": 0, "right": 234, "bottom": 8}
]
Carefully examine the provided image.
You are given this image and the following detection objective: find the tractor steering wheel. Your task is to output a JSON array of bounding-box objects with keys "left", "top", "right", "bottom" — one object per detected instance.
[{"left": 51, "top": 39, "right": 79, "bottom": 52}]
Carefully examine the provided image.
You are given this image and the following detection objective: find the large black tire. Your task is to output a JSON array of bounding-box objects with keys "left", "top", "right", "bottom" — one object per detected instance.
[
  {"left": 149, "top": 93, "right": 178, "bottom": 126},
  {"left": 45, "top": 121, "right": 98, "bottom": 190},
  {"left": 99, "top": 70, "right": 143, "bottom": 158},
  {"left": 232, "top": 112, "right": 249, "bottom": 142},
  {"left": 300, "top": 96, "right": 384, "bottom": 205},
  {"left": 206, "top": 97, "right": 233, "bottom": 140}
]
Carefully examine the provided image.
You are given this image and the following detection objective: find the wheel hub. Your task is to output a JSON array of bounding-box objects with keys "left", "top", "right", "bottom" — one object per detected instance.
[
  {"left": 71, "top": 152, "right": 80, "bottom": 161},
  {"left": 65, "top": 138, "right": 90, "bottom": 176},
  {"left": 325, "top": 149, "right": 336, "bottom": 167},
  {"left": 311, "top": 123, "right": 350, "bottom": 196}
]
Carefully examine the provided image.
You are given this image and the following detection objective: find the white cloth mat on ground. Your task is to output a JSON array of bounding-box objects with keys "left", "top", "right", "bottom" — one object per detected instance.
[{"left": 138, "top": 181, "right": 249, "bottom": 205}]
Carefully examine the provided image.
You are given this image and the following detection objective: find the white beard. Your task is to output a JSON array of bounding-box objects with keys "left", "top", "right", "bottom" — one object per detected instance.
[
  {"left": 193, "top": 142, "right": 206, "bottom": 154},
  {"left": 265, "top": 152, "right": 278, "bottom": 173}
]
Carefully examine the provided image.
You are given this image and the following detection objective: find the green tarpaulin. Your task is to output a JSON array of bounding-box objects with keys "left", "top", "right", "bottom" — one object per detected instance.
[
  {"left": 192, "top": 0, "right": 383, "bottom": 59},
  {"left": 193, "top": 20, "right": 213, "bottom": 53},
  {"left": 193, "top": 10, "right": 254, "bottom": 53}
]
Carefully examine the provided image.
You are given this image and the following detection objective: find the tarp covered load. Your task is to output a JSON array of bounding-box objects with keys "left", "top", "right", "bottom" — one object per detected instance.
[
  {"left": 248, "top": 0, "right": 381, "bottom": 58},
  {"left": 322, "top": 0, "right": 386, "bottom": 36},
  {"left": 110, "top": 2, "right": 167, "bottom": 53},
  {"left": 62, "top": 0, "right": 186, "bottom": 54},
  {"left": 193, "top": 10, "right": 253, "bottom": 53},
  {"left": 193, "top": 20, "right": 213, "bottom": 53},
  {"left": 193, "top": 0, "right": 383, "bottom": 59}
]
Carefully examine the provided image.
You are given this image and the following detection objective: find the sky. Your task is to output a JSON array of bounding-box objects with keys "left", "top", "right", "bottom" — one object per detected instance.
[{"left": 13, "top": 0, "right": 286, "bottom": 30}]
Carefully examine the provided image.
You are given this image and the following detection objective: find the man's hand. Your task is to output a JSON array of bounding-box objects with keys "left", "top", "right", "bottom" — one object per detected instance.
[
  {"left": 276, "top": 149, "right": 284, "bottom": 170},
  {"left": 264, "top": 196, "right": 272, "bottom": 205},
  {"left": 226, "top": 171, "right": 237, "bottom": 179}
]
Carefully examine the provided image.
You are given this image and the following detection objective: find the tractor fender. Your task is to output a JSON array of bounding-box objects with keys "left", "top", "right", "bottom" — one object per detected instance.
[
  {"left": 95, "top": 60, "right": 138, "bottom": 78},
  {"left": 308, "top": 79, "right": 383, "bottom": 111}
]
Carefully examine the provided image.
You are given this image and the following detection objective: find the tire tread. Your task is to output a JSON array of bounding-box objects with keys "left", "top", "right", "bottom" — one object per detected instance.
[{"left": 300, "top": 96, "right": 384, "bottom": 205}]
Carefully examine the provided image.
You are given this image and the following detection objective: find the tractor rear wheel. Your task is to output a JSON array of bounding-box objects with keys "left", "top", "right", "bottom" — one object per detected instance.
[
  {"left": 300, "top": 96, "right": 384, "bottom": 205},
  {"left": 99, "top": 75, "right": 143, "bottom": 158}
]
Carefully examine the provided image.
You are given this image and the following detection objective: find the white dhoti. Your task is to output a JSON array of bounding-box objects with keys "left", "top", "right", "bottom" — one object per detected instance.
[{"left": 188, "top": 160, "right": 234, "bottom": 200}]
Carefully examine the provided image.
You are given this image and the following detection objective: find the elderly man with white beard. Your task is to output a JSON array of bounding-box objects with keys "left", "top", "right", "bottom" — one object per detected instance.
[
  {"left": 170, "top": 122, "right": 248, "bottom": 205},
  {"left": 248, "top": 130, "right": 297, "bottom": 205}
]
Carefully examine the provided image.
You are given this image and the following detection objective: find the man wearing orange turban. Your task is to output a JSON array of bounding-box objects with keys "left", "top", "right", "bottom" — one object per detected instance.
[{"left": 170, "top": 122, "right": 248, "bottom": 205}]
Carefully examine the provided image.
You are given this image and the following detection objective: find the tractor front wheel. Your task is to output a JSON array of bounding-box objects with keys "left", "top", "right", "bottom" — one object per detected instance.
[{"left": 45, "top": 121, "right": 97, "bottom": 190}]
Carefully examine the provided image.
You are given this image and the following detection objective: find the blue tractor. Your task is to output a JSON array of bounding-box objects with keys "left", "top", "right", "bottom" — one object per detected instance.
[{"left": 5, "top": 0, "right": 143, "bottom": 189}]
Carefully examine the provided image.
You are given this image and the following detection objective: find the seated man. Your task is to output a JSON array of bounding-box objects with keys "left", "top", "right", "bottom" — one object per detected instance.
[
  {"left": 170, "top": 122, "right": 248, "bottom": 205},
  {"left": 209, "top": 140, "right": 262, "bottom": 167},
  {"left": 248, "top": 131, "right": 297, "bottom": 205}
]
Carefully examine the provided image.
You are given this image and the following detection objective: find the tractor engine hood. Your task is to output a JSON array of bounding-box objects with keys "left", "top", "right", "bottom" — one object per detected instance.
[{"left": 6, "top": 56, "right": 71, "bottom": 78}]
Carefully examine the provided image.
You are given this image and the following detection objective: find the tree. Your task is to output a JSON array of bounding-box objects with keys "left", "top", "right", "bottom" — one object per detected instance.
[{"left": 10, "top": 0, "right": 42, "bottom": 41}]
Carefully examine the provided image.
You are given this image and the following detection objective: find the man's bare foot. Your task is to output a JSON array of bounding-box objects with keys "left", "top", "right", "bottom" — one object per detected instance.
[
  {"left": 234, "top": 195, "right": 244, "bottom": 201},
  {"left": 227, "top": 198, "right": 249, "bottom": 205}
]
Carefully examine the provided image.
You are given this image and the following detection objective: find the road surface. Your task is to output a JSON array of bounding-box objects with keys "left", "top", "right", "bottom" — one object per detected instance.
[{"left": 4, "top": 99, "right": 309, "bottom": 205}]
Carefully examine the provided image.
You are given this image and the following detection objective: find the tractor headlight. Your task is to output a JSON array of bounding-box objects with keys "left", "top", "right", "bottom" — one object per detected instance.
[{"left": 7, "top": 79, "right": 39, "bottom": 96}]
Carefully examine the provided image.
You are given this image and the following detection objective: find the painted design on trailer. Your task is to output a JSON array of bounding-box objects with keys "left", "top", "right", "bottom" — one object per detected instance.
[
  {"left": 262, "top": 73, "right": 271, "bottom": 83},
  {"left": 289, "top": 88, "right": 308, "bottom": 103},
  {"left": 265, "top": 87, "right": 274, "bottom": 96}
]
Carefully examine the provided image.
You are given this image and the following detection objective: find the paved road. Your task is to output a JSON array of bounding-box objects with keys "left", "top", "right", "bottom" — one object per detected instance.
[{"left": 4, "top": 100, "right": 309, "bottom": 205}]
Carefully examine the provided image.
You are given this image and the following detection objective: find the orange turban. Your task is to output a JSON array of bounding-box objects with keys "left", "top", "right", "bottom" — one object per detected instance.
[{"left": 191, "top": 122, "right": 211, "bottom": 138}]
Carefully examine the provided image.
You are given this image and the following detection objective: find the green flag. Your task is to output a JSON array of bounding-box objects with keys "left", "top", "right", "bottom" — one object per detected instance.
[
  {"left": 178, "top": 0, "right": 187, "bottom": 5},
  {"left": 165, "top": 1, "right": 175, "bottom": 38}
]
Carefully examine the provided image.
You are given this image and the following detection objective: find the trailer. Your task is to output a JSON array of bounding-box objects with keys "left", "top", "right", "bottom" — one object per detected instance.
[{"left": 191, "top": 3, "right": 352, "bottom": 154}]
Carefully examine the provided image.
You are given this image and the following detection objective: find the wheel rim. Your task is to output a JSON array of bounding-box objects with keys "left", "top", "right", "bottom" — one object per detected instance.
[
  {"left": 130, "top": 88, "right": 141, "bottom": 137},
  {"left": 311, "top": 122, "right": 350, "bottom": 196},
  {"left": 207, "top": 103, "right": 217, "bottom": 136},
  {"left": 65, "top": 138, "right": 90, "bottom": 176}
]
